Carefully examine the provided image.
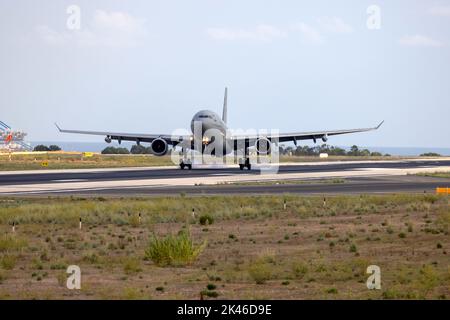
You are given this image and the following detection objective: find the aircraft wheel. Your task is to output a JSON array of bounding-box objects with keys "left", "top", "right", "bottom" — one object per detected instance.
[
  {"left": 180, "top": 163, "right": 185, "bottom": 170},
  {"left": 188, "top": 164, "right": 192, "bottom": 170},
  {"left": 247, "top": 164, "right": 251, "bottom": 170},
  {"left": 239, "top": 164, "right": 244, "bottom": 170}
]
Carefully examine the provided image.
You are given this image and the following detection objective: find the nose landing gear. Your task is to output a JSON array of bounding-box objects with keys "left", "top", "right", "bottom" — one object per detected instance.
[{"left": 239, "top": 158, "right": 251, "bottom": 170}]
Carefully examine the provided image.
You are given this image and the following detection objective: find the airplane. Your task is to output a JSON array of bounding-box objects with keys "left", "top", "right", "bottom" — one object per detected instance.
[{"left": 56, "top": 88, "right": 384, "bottom": 170}]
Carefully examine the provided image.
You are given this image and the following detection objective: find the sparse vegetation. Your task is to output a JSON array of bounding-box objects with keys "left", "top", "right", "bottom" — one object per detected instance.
[
  {"left": 0, "top": 194, "right": 448, "bottom": 299},
  {"left": 0, "top": 235, "right": 27, "bottom": 253}
]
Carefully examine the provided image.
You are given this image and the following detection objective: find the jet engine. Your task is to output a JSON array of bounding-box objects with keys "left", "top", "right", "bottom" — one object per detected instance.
[
  {"left": 105, "top": 136, "right": 112, "bottom": 143},
  {"left": 151, "top": 138, "right": 168, "bottom": 156},
  {"left": 255, "top": 138, "right": 271, "bottom": 155}
]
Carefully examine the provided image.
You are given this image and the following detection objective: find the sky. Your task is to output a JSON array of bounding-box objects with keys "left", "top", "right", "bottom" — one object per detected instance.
[{"left": 1, "top": 0, "right": 449, "bottom": 148}]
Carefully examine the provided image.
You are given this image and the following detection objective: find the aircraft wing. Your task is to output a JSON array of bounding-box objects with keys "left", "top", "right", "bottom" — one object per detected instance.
[
  {"left": 230, "top": 121, "right": 384, "bottom": 144},
  {"left": 55, "top": 123, "right": 190, "bottom": 145}
]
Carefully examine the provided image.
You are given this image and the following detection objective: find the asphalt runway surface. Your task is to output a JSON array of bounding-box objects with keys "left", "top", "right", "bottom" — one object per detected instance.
[
  {"left": 2, "top": 159, "right": 450, "bottom": 186},
  {"left": 0, "top": 159, "right": 449, "bottom": 196},
  {"left": 36, "top": 176, "right": 449, "bottom": 197}
]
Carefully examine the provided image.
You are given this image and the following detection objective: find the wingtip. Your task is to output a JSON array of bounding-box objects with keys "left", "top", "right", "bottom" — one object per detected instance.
[
  {"left": 376, "top": 120, "right": 384, "bottom": 129},
  {"left": 54, "top": 123, "right": 61, "bottom": 131}
]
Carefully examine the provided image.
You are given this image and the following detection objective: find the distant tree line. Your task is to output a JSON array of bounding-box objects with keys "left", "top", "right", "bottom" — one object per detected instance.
[
  {"left": 101, "top": 146, "right": 130, "bottom": 154},
  {"left": 33, "top": 144, "right": 61, "bottom": 152},
  {"left": 420, "top": 152, "right": 441, "bottom": 157},
  {"left": 100, "top": 143, "right": 392, "bottom": 156},
  {"left": 279, "top": 144, "right": 387, "bottom": 157},
  {"left": 101, "top": 144, "right": 158, "bottom": 154},
  {"left": 130, "top": 145, "right": 153, "bottom": 154}
]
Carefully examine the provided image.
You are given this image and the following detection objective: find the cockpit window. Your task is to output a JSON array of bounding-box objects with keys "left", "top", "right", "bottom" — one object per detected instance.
[{"left": 198, "top": 115, "right": 211, "bottom": 118}]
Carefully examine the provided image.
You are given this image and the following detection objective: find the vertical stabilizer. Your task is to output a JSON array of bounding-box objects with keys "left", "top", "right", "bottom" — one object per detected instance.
[{"left": 222, "top": 87, "right": 228, "bottom": 124}]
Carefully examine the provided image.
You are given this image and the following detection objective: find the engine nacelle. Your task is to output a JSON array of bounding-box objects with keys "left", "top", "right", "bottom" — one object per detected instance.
[
  {"left": 322, "top": 134, "right": 328, "bottom": 143},
  {"left": 151, "top": 138, "right": 168, "bottom": 156},
  {"left": 255, "top": 138, "right": 271, "bottom": 155},
  {"left": 105, "top": 136, "right": 112, "bottom": 143}
]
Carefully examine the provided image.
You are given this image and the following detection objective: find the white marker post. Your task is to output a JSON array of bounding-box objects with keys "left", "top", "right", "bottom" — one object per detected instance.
[
  {"left": 192, "top": 208, "right": 195, "bottom": 218},
  {"left": 138, "top": 213, "right": 141, "bottom": 224},
  {"left": 79, "top": 217, "right": 82, "bottom": 230},
  {"left": 323, "top": 197, "right": 327, "bottom": 208},
  {"left": 283, "top": 200, "right": 287, "bottom": 210},
  {"left": 12, "top": 221, "right": 15, "bottom": 233}
]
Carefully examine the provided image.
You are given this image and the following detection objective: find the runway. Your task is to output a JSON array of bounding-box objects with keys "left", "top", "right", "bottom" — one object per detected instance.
[{"left": 0, "top": 159, "right": 449, "bottom": 196}]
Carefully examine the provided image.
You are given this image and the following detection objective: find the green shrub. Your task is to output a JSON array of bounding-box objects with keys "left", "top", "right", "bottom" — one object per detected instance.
[
  {"left": 0, "top": 236, "right": 27, "bottom": 253},
  {"left": 199, "top": 214, "right": 214, "bottom": 225},
  {"left": 0, "top": 255, "right": 17, "bottom": 270},
  {"left": 326, "top": 288, "right": 338, "bottom": 294},
  {"left": 123, "top": 257, "right": 142, "bottom": 274},
  {"left": 206, "top": 283, "right": 216, "bottom": 290},
  {"left": 144, "top": 229, "right": 205, "bottom": 267},
  {"left": 248, "top": 261, "right": 272, "bottom": 284},
  {"left": 292, "top": 262, "right": 308, "bottom": 279}
]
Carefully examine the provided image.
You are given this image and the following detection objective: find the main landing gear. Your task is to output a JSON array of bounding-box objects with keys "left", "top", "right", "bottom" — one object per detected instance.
[
  {"left": 180, "top": 159, "right": 192, "bottom": 170},
  {"left": 239, "top": 158, "right": 251, "bottom": 170}
]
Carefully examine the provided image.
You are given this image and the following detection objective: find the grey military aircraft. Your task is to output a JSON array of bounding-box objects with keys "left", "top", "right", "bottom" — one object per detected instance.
[{"left": 56, "top": 88, "right": 383, "bottom": 170}]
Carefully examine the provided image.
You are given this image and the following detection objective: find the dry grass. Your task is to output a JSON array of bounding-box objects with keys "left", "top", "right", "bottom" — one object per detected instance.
[
  {"left": 0, "top": 194, "right": 448, "bottom": 299},
  {"left": 0, "top": 152, "right": 427, "bottom": 171},
  {"left": 415, "top": 171, "right": 450, "bottom": 179},
  {"left": 0, "top": 153, "right": 173, "bottom": 171}
]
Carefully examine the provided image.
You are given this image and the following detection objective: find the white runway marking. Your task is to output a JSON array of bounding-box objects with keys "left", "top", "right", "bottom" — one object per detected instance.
[
  {"left": 211, "top": 173, "right": 250, "bottom": 176},
  {"left": 51, "top": 179, "right": 88, "bottom": 182}
]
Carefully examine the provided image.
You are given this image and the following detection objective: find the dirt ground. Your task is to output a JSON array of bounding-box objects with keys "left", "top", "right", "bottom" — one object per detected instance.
[{"left": 0, "top": 194, "right": 448, "bottom": 299}]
